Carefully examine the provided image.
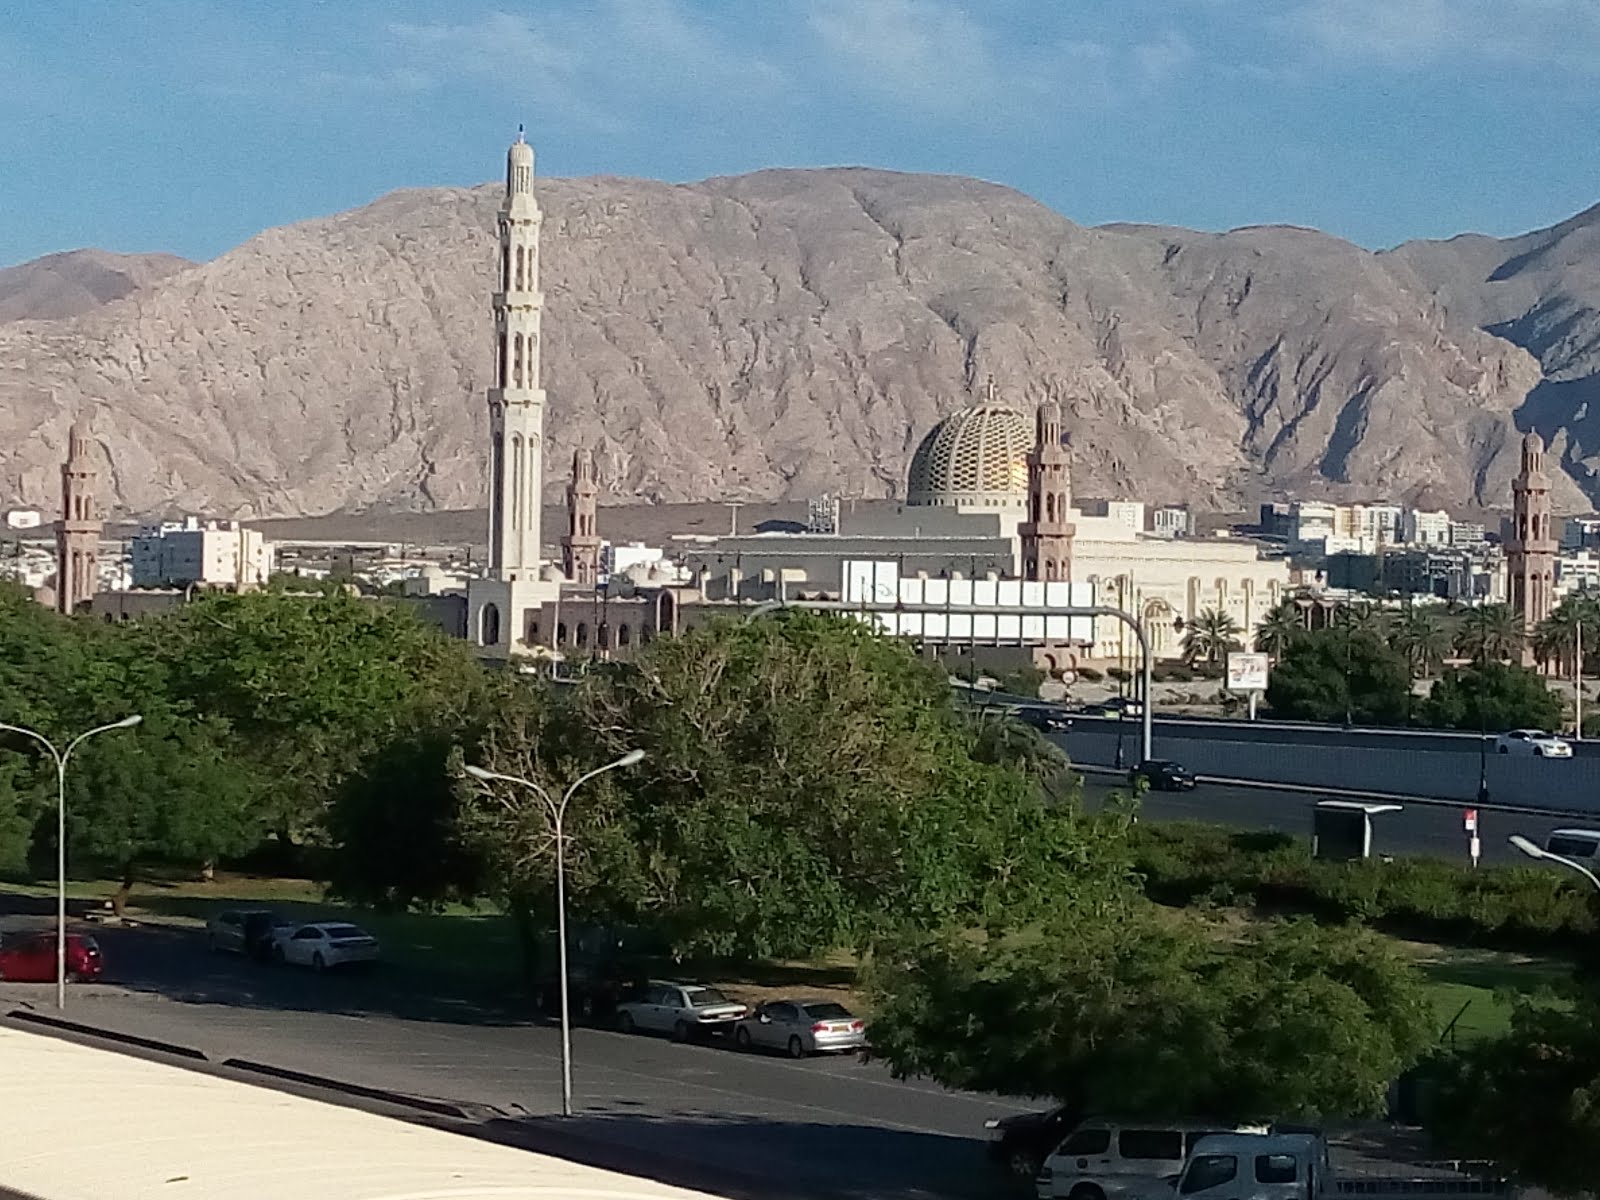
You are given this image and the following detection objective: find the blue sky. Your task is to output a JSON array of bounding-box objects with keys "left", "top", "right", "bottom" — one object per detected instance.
[{"left": 3, "top": 0, "right": 1599, "bottom": 266}]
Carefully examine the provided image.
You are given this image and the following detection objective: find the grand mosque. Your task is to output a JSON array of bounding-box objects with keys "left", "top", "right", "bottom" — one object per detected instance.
[{"left": 450, "top": 132, "right": 1297, "bottom": 669}]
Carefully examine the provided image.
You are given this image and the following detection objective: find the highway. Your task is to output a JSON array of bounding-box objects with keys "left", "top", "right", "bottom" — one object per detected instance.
[
  {"left": 1047, "top": 713, "right": 1600, "bottom": 816},
  {"left": 1074, "top": 774, "right": 1581, "bottom": 866}
]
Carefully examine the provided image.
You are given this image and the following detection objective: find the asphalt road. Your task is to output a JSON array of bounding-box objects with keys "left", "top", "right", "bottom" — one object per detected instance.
[
  {"left": 1076, "top": 775, "right": 1580, "bottom": 866},
  {"left": 0, "top": 902, "right": 1028, "bottom": 1200},
  {"left": 1052, "top": 715, "right": 1600, "bottom": 816}
]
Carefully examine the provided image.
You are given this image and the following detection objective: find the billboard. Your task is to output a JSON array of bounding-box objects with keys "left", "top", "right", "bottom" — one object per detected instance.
[{"left": 1226, "top": 651, "right": 1270, "bottom": 692}]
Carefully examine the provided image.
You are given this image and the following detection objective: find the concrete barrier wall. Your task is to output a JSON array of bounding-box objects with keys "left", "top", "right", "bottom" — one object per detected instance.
[{"left": 1054, "top": 719, "right": 1600, "bottom": 816}]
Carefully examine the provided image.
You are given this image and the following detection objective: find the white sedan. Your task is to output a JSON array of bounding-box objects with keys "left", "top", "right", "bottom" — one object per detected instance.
[
  {"left": 272, "top": 922, "right": 380, "bottom": 971},
  {"left": 1495, "top": 729, "right": 1573, "bottom": 758},
  {"left": 615, "top": 980, "right": 748, "bottom": 1041}
]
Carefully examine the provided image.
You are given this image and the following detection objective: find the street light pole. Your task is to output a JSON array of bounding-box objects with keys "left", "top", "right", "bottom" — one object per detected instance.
[
  {"left": 465, "top": 748, "right": 645, "bottom": 1118},
  {"left": 1509, "top": 834, "right": 1600, "bottom": 892},
  {"left": 0, "top": 715, "right": 142, "bottom": 1010}
]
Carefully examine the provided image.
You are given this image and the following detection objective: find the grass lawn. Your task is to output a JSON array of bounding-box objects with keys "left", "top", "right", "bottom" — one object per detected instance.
[{"left": 1410, "top": 944, "right": 1572, "bottom": 1042}]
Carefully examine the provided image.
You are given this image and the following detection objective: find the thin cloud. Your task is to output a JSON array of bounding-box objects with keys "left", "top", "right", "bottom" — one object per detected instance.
[{"left": 1288, "top": 0, "right": 1600, "bottom": 70}]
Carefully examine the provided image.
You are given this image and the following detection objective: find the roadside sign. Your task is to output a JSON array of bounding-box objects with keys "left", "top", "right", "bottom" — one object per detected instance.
[
  {"left": 1470, "top": 834, "right": 1482, "bottom": 867},
  {"left": 1464, "top": 809, "right": 1478, "bottom": 833},
  {"left": 1226, "top": 651, "right": 1270, "bottom": 693}
]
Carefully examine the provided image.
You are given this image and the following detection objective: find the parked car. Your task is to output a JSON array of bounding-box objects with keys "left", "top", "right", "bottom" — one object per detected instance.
[
  {"left": 1129, "top": 759, "right": 1197, "bottom": 792},
  {"left": 1495, "top": 729, "right": 1572, "bottom": 758},
  {"left": 1012, "top": 706, "right": 1073, "bottom": 734},
  {"left": 0, "top": 930, "right": 102, "bottom": 982},
  {"left": 206, "top": 909, "right": 290, "bottom": 960},
  {"left": 532, "top": 923, "right": 664, "bottom": 1023},
  {"left": 271, "top": 922, "right": 380, "bottom": 971},
  {"left": 984, "top": 1105, "right": 1081, "bottom": 1182},
  {"left": 732, "top": 998, "right": 867, "bottom": 1057},
  {"left": 615, "top": 980, "right": 749, "bottom": 1041},
  {"left": 1087, "top": 697, "right": 1144, "bottom": 718}
]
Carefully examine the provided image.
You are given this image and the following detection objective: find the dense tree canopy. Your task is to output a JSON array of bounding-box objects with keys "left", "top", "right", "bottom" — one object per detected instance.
[
  {"left": 1265, "top": 626, "right": 1412, "bottom": 725},
  {"left": 1431, "top": 987, "right": 1600, "bottom": 1196},
  {"left": 1422, "top": 661, "right": 1564, "bottom": 733},
  {"left": 867, "top": 914, "right": 1435, "bottom": 1123},
  {"left": 455, "top": 613, "right": 1130, "bottom": 959}
]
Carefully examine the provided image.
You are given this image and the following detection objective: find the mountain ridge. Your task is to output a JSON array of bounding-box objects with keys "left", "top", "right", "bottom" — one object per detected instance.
[{"left": 0, "top": 168, "right": 1595, "bottom": 519}]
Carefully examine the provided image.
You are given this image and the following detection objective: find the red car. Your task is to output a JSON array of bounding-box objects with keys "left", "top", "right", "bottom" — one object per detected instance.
[{"left": 0, "top": 931, "right": 103, "bottom": 982}]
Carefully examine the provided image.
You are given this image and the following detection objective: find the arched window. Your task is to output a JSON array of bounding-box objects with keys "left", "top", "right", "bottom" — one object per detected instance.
[
  {"left": 1045, "top": 494, "right": 1055, "bottom": 523},
  {"left": 513, "top": 333, "right": 524, "bottom": 387},
  {"left": 598, "top": 623, "right": 611, "bottom": 650},
  {"left": 502, "top": 244, "right": 511, "bottom": 291},
  {"left": 617, "top": 624, "right": 632, "bottom": 647},
  {"left": 1025, "top": 558, "right": 1037, "bottom": 578},
  {"left": 515, "top": 245, "right": 525, "bottom": 291},
  {"left": 1030, "top": 495, "right": 1040, "bottom": 523},
  {"left": 576, "top": 622, "right": 589, "bottom": 648},
  {"left": 479, "top": 603, "right": 501, "bottom": 646},
  {"left": 556, "top": 622, "right": 568, "bottom": 645},
  {"left": 639, "top": 627, "right": 653, "bottom": 645},
  {"left": 499, "top": 333, "right": 508, "bottom": 387}
]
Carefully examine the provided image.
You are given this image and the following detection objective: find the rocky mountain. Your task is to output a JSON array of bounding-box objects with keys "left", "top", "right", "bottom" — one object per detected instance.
[
  {"left": 0, "top": 249, "right": 191, "bottom": 324},
  {"left": 0, "top": 169, "right": 1592, "bottom": 518}
]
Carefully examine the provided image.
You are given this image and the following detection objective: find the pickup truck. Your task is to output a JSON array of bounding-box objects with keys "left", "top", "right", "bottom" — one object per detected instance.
[{"left": 1172, "top": 1132, "right": 1517, "bottom": 1200}]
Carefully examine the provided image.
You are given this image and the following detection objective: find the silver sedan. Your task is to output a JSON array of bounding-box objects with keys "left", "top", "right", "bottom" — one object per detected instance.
[{"left": 732, "top": 998, "right": 867, "bottom": 1057}]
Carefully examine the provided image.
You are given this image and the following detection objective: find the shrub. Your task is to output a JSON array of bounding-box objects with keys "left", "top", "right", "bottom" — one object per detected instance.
[
  {"left": 1131, "top": 822, "right": 1598, "bottom": 950},
  {"left": 1076, "top": 667, "right": 1104, "bottom": 682}
]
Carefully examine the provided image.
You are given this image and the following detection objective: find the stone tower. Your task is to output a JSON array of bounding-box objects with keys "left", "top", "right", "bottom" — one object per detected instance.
[
  {"left": 56, "top": 422, "right": 101, "bottom": 614},
  {"left": 1019, "top": 399, "right": 1076, "bottom": 581},
  {"left": 488, "top": 127, "right": 546, "bottom": 580},
  {"left": 1507, "top": 431, "right": 1556, "bottom": 651},
  {"left": 561, "top": 447, "right": 601, "bottom": 588}
]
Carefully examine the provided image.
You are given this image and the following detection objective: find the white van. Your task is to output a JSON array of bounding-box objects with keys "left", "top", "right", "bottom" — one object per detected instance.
[
  {"left": 1545, "top": 828, "right": 1600, "bottom": 861},
  {"left": 1037, "top": 1120, "right": 1257, "bottom": 1200}
]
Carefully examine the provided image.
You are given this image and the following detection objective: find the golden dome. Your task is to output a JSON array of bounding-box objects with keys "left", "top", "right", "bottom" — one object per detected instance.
[{"left": 905, "top": 405, "right": 1031, "bottom": 508}]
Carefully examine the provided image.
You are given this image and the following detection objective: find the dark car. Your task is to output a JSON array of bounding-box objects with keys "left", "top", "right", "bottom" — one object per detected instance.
[
  {"left": 0, "top": 930, "right": 102, "bottom": 982},
  {"left": 1130, "top": 759, "right": 1197, "bottom": 791},
  {"left": 206, "top": 908, "right": 290, "bottom": 962},
  {"left": 532, "top": 924, "right": 665, "bottom": 1023},
  {"left": 1013, "top": 706, "right": 1072, "bottom": 734},
  {"left": 984, "top": 1105, "right": 1079, "bottom": 1182}
]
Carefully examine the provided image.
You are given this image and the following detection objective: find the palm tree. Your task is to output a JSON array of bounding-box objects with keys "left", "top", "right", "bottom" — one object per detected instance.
[
  {"left": 1254, "top": 601, "right": 1304, "bottom": 660},
  {"left": 1182, "top": 608, "right": 1243, "bottom": 667},
  {"left": 1392, "top": 608, "right": 1452, "bottom": 680},
  {"left": 1533, "top": 595, "right": 1600, "bottom": 675},
  {"left": 1455, "top": 603, "right": 1524, "bottom": 664}
]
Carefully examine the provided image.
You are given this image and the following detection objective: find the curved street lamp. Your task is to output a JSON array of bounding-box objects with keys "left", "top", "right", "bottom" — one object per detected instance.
[
  {"left": 1508, "top": 834, "right": 1600, "bottom": 893},
  {"left": 0, "top": 715, "right": 142, "bottom": 1009},
  {"left": 464, "top": 748, "right": 645, "bottom": 1117}
]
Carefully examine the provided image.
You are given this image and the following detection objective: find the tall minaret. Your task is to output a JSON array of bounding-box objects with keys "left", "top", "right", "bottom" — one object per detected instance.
[
  {"left": 1019, "top": 399, "right": 1075, "bottom": 581},
  {"left": 1507, "top": 431, "right": 1556, "bottom": 655},
  {"left": 56, "top": 423, "right": 102, "bottom": 614},
  {"left": 561, "top": 447, "right": 601, "bottom": 588},
  {"left": 487, "top": 127, "right": 546, "bottom": 580}
]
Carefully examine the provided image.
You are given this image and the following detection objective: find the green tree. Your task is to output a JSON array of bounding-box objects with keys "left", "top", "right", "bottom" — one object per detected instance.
[
  {"left": 1391, "top": 608, "right": 1453, "bottom": 681},
  {"left": 148, "top": 590, "right": 484, "bottom": 843},
  {"left": 1182, "top": 608, "right": 1243, "bottom": 667},
  {"left": 1532, "top": 594, "right": 1600, "bottom": 675},
  {"left": 465, "top": 612, "right": 1134, "bottom": 959},
  {"left": 1253, "top": 600, "right": 1305, "bottom": 660},
  {"left": 1421, "top": 660, "right": 1563, "bottom": 733},
  {"left": 1454, "top": 604, "right": 1523, "bottom": 664},
  {"left": 867, "top": 914, "right": 1433, "bottom": 1123},
  {"left": 1429, "top": 988, "right": 1600, "bottom": 1196},
  {"left": 1265, "top": 627, "right": 1412, "bottom": 725}
]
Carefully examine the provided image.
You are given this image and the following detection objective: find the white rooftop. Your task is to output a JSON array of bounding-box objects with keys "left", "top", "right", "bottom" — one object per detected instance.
[{"left": 0, "top": 1025, "right": 727, "bottom": 1200}]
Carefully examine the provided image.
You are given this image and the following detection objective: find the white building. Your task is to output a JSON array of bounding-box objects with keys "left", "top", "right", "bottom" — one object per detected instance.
[
  {"left": 4, "top": 509, "right": 41, "bottom": 530},
  {"left": 603, "top": 542, "right": 665, "bottom": 579},
  {"left": 1403, "top": 509, "right": 1451, "bottom": 546},
  {"left": 1356, "top": 504, "right": 1404, "bottom": 546},
  {"left": 130, "top": 518, "right": 273, "bottom": 589},
  {"left": 1151, "top": 506, "right": 1190, "bottom": 539},
  {"left": 1450, "top": 520, "right": 1487, "bottom": 548},
  {"left": 1558, "top": 549, "right": 1600, "bottom": 597}
]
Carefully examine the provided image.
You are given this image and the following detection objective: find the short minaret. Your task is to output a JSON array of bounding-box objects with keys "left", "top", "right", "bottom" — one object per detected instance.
[
  {"left": 56, "top": 423, "right": 102, "bottom": 614},
  {"left": 561, "top": 447, "right": 602, "bottom": 588},
  {"left": 487, "top": 126, "right": 547, "bottom": 580},
  {"left": 1507, "top": 431, "right": 1556, "bottom": 655},
  {"left": 1019, "top": 400, "right": 1075, "bottom": 581}
]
